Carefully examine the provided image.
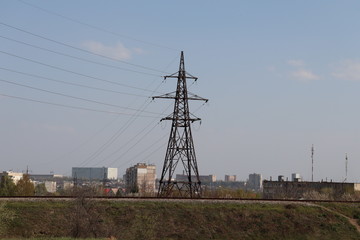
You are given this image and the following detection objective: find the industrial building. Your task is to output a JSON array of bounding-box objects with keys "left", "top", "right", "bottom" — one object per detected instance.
[
  {"left": 176, "top": 174, "right": 216, "bottom": 183},
  {"left": 263, "top": 179, "right": 360, "bottom": 199},
  {"left": 72, "top": 167, "right": 118, "bottom": 180},
  {"left": 29, "top": 174, "right": 64, "bottom": 181},
  {"left": 124, "top": 163, "right": 156, "bottom": 194},
  {"left": 247, "top": 173, "right": 263, "bottom": 191}
]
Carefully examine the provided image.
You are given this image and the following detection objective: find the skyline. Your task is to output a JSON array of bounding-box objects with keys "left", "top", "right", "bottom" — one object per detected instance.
[{"left": 1, "top": 1, "right": 360, "bottom": 182}]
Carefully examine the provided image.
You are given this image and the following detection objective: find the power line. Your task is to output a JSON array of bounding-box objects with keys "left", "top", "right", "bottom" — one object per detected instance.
[
  {"left": 0, "top": 92, "right": 160, "bottom": 118},
  {"left": 0, "top": 22, "right": 170, "bottom": 74},
  {"left": 95, "top": 121, "right": 161, "bottom": 167},
  {"left": 59, "top": 56, "right": 178, "bottom": 168},
  {"left": 120, "top": 140, "right": 166, "bottom": 168},
  {"left": 0, "top": 67, "right": 148, "bottom": 97},
  {"left": 0, "top": 50, "right": 163, "bottom": 94},
  {"left": 35, "top": 116, "right": 121, "bottom": 169},
  {"left": 99, "top": 103, "right": 171, "bottom": 167},
  {"left": 0, "top": 34, "right": 160, "bottom": 77},
  {"left": 0, "top": 77, "right": 161, "bottom": 115},
  {"left": 77, "top": 101, "right": 154, "bottom": 167},
  {"left": 17, "top": 0, "right": 178, "bottom": 52},
  {"left": 78, "top": 80, "right": 168, "bottom": 167},
  {"left": 89, "top": 57, "right": 189, "bottom": 167},
  {"left": 107, "top": 122, "right": 164, "bottom": 168},
  {"left": 125, "top": 132, "right": 168, "bottom": 165}
]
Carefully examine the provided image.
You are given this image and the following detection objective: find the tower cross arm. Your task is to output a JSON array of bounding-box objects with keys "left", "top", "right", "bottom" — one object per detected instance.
[
  {"left": 164, "top": 72, "right": 198, "bottom": 81},
  {"left": 153, "top": 92, "right": 208, "bottom": 102},
  {"left": 160, "top": 116, "right": 201, "bottom": 122}
]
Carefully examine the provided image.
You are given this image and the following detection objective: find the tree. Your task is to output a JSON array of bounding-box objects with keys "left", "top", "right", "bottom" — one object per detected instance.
[
  {"left": 35, "top": 183, "right": 48, "bottom": 196},
  {"left": 70, "top": 186, "right": 107, "bottom": 238},
  {"left": 15, "top": 174, "right": 35, "bottom": 196},
  {"left": 0, "top": 175, "right": 16, "bottom": 196}
]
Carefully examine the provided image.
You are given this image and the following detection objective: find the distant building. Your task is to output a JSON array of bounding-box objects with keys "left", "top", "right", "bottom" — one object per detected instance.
[
  {"left": 225, "top": 175, "right": 237, "bottom": 182},
  {"left": 44, "top": 181, "right": 57, "bottom": 193},
  {"left": 29, "top": 174, "right": 64, "bottom": 181},
  {"left": 62, "top": 181, "right": 74, "bottom": 190},
  {"left": 263, "top": 180, "right": 360, "bottom": 199},
  {"left": 0, "top": 171, "right": 24, "bottom": 184},
  {"left": 203, "top": 180, "right": 247, "bottom": 190},
  {"left": 72, "top": 167, "right": 118, "bottom": 180},
  {"left": 124, "top": 163, "right": 156, "bottom": 194},
  {"left": 176, "top": 174, "right": 216, "bottom": 183},
  {"left": 247, "top": 173, "right": 262, "bottom": 191},
  {"left": 291, "top": 173, "right": 302, "bottom": 182}
]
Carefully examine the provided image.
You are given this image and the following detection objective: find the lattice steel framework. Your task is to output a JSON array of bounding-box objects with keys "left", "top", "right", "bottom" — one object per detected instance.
[{"left": 153, "top": 51, "right": 208, "bottom": 198}]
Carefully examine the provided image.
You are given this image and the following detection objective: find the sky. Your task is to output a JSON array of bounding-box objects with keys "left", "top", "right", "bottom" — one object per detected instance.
[{"left": 1, "top": 0, "right": 360, "bottom": 182}]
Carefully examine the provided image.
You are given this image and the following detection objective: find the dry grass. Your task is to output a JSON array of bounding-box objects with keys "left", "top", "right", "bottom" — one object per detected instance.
[{"left": 1, "top": 200, "right": 360, "bottom": 240}]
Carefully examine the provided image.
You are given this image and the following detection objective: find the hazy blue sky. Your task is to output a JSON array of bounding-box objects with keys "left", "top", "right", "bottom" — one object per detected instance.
[{"left": 1, "top": 1, "right": 360, "bottom": 182}]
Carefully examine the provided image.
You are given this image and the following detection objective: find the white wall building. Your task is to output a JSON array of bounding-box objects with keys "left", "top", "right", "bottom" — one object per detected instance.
[
  {"left": 0, "top": 171, "right": 24, "bottom": 184},
  {"left": 44, "top": 181, "right": 57, "bottom": 193}
]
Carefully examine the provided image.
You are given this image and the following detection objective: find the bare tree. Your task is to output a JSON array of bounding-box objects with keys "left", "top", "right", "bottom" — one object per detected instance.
[{"left": 69, "top": 186, "right": 107, "bottom": 238}]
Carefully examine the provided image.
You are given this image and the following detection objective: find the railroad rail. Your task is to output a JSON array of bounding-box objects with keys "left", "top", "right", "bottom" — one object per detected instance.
[{"left": 0, "top": 196, "right": 359, "bottom": 204}]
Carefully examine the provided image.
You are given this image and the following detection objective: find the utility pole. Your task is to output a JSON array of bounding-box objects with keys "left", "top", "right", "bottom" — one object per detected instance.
[
  {"left": 153, "top": 51, "right": 208, "bottom": 198},
  {"left": 345, "top": 153, "right": 348, "bottom": 182},
  {"left": 311, "top": 144, "right": 314, "bottom": 182},
  {"left": 73, "top": 172, "right": 78, "bottom": 188}
]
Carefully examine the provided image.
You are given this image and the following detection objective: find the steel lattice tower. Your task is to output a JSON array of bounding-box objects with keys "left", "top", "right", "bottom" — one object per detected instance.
[{"left": 153, "top": 51, "right": 208, "bottom": 198}]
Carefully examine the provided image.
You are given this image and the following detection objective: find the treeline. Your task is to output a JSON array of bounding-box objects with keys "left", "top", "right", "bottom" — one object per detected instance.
[{"left": 0, "top": 174, "right": 36, "bottom": 196}]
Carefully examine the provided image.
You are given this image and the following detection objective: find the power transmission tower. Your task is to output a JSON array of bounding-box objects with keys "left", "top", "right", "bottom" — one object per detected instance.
[{"left": 153, "top": 51, "right": 208, "bottom": 198}]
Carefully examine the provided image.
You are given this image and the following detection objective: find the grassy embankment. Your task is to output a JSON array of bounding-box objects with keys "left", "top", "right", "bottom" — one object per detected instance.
[{"left": 1, "top": 199, "right": 359, "bottom": 240}]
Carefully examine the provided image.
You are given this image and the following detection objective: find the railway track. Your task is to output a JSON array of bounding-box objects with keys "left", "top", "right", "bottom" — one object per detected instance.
[{"left": 0, "top": 196, "right": 359, "bottom": 204}]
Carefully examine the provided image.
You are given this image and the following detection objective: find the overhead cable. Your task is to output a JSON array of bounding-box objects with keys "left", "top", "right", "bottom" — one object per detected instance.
[
  {"left": 0, "top": 92, "right": 161, "bottom": 118},
  {"left": 0, "top": 50, "right": 163, "bottom": 94},
  {"left": 0, "top": 35, "right": 160, "bottom": 77},
  {"left": 0, "top": 22, "right": 169, "bottom": 74},
  {"left": 0, "top": 78, "right": 160, "bottom": 115},
  {"left": 0, "top": 67, "right": 148, "bottom": 97},
  {"left": 17, "top": 0, "right": 179, "bottom": 52}
]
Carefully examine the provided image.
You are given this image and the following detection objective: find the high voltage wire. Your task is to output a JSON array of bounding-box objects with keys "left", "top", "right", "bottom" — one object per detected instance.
[
  {"left": 38, "top": 116, "right": 121, "bottom": 170},
  {"left": 0, "top": 67, "right": 148, "bottom": 97},
  {"left": 136, "top": 141, "right": 166, "bottom": 165},
  {"left": 71, "top": 62, "right": 178, "bottom": 168},
  {"left": 52, "top": 55, "right": 178, "bottom": 169},
  {"left": 0, "top": 22, "right": 169, "bottom": 74},
  {"left": 106, "top": 122, "right": 161, "bottom": 167},
  {"left": 99, "top": 102, "right": 173, "bottom": 167},
  {"left": 78, "top": 79, "right": 168, "bottom": 167},
  {"left": 113, "top": 102, "right": 204, "bottom": 168},
  {"left": 76, "top": 56, "right": 179, "bottom": 167},
  {"left": 0, "top": 35, "right": 160, "bottom": 77},
  {"left": 17, "top": 0, "right": 179, "bottom": 52},
  {"left": 0, "top": 92, "right": 161, "bottom": 118},
  {"left": 78, "top": 101, "right": 154, "bottom": 167},
  {"left": 0, "top": 50, "right": 164, "bottom": 94},
  {"left": 117, "top": 133, "right": 168, "bottom": 169},
  {"left": 0, "top": 78, "right": 161, "bottom": 115}
]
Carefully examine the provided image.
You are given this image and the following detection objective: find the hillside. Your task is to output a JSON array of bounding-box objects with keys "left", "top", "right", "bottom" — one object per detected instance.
[{"left": 1, "top": 199, "right": 359, "bottom": 240}]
